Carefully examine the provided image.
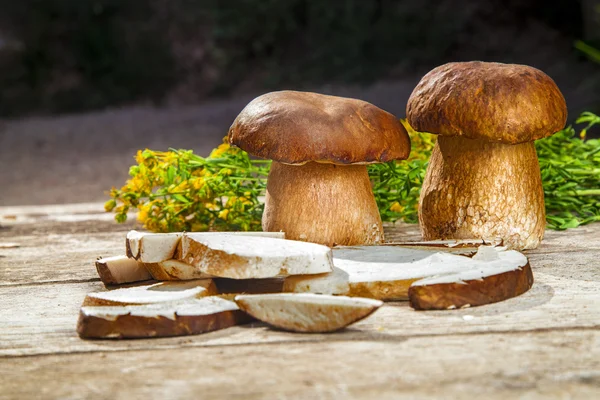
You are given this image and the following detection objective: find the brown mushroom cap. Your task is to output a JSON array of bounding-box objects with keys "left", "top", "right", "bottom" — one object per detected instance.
[
  {"left": 228, "top": 91, "right": 410, "bottom": 164},
  {"left": 406, "top": 62, "right": 567, "bottom": 144}
]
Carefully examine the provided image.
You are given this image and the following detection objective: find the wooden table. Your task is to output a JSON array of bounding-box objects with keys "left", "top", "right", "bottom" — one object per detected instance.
[{"left": 1, "top": 204, "right": 599, "bottom": 399}]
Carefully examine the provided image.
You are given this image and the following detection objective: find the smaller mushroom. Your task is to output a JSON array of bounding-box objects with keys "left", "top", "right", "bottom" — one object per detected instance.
[
  {"left": 407, "top": 62, "right": 567, "bottom": 250},
  {"left": 228, "top": 91, "right": 410, "bottom": 246}
]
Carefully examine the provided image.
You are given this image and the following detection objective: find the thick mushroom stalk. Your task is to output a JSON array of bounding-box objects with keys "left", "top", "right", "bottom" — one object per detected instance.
[
  {"left": 419, "top": 136, "right": 546, "bottom": 250},
  {"left": 263, "top": 161, "right": 383, "bottom": 246}
]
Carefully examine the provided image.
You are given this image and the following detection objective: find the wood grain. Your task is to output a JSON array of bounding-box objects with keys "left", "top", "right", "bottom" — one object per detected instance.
[
  {"left": 1, "top": 203, "right": 599, "bottom": 399},
  {"left": 1, "top": 330, "right": 598, "bottom": 399}
]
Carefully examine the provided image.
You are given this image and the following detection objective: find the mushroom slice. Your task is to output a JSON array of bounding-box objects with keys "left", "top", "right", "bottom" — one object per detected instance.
[
  {"left": 126, "top": 230, "right": 286, "bottom": 263},
  {"left": 77, "top": 297, "right": 251, "bottom": 339},
  {"left": 284, "top": 245, "right": 530, "bottom": 302},
  {"left": 408, "top": 246, "right": 533, "bottom": 310},
  {"left": 178, "top": 233, "right": 333, "bottom": 279},
  {"left": 126, "top": 231, "right": 182, "bottom": 263},
  {"left": 383, "top": 238, "right": 502, "bottom": 255},
  {"left": 144, "top": 259, "right": 213, "bottom": 281},
  {"left": 95, "top": 255, "right": 152, "bottom": 285},
  {"left": 235, "top": 293, "right": 382, "bottom": 333},
  {"left": 83, "top": 279, "right": 217, "bottom": 306}
]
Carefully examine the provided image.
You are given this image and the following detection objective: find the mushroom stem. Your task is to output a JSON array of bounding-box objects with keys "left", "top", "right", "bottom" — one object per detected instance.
[
  {"left": 263, "top": 161, "right": 384, "bottom": 246},
  {"left": 419, "top": 136, "right": 546, "bottom": 250}
]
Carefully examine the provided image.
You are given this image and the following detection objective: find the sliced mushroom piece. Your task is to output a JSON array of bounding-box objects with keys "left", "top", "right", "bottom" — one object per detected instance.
[
  {"left": 408, "top": 246, "right": 533, "bottom": 310},
  {"left": 95, "top": 255, "right": 152, "bottom": 285},
  {"left": 77, "top": 297, "right": 251, "bottom": 339},
  {"left": 126, "top": 230, "right": 286, "bottom": 263},
  {"left": 126, "top": 231, "right": 182, "bottom": 263},
  {"left": 235, "top": 293, "right": 382, "bottom": 333},
  {"left": 383, "top": 238, "right": 502, "bottom": 255},
  {"left": 83, "top": 279, "right": 217, "bottom": 306},
  {"left": 284, "top": 245, "right": 530, "bottom": 302},
  {"left": 178, "top": 233, "right": 333, "bottom": 279},
  {"left": 144, "top": 259, "right": 213, "bottom": 281}
]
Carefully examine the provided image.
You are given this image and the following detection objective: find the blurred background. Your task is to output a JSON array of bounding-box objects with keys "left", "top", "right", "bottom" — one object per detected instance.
[{"left": 1, "top": 0, "right": 599, "bottom": 206}]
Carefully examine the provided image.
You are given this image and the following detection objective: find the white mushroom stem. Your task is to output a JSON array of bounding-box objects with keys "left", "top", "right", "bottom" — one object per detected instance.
[
  {"left": 419, "top": 137, "right": 546, "bottom": 250},
  {"left": 263, "top": 161, "right": 384, "bottom": 246}
]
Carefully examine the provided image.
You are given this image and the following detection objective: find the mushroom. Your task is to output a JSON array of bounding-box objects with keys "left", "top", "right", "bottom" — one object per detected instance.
[
  {"left": 77, "top": 297, "right": 251, "bottom": 339},
  {"left": 407, "top": 62, "right": 567, "bottom": 250},
  {"left": 228, "top": 91, "right": 410, "bottom": 246},
  {"left": 234, "top": 293, "right": 382, "bottom": 333}
]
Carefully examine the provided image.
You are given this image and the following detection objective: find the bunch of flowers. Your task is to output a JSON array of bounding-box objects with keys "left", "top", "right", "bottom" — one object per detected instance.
[{"left": 106, "top": 115, "right": 600, "bottom": 232}]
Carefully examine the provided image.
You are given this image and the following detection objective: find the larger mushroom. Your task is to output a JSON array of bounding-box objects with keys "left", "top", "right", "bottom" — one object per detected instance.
[
  {"left": 229, "top": 91, "right": 410, "bottom": 246},
  {"left": 407, "top": 62, "right": 567, "bottom": 250}
]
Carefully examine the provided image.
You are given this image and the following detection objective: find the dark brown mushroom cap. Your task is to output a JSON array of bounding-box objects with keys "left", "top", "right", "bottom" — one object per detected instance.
[
  {"left": 406, "top": 62, "right": 567, "bottom": 144},
  {"left": 228, "top": 91, "right": 410, "bottom": 164}
]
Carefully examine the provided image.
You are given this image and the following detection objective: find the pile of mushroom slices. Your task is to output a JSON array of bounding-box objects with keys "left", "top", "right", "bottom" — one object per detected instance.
[{"left": 79, "top": 231, "right": 533, "bottom": 340}]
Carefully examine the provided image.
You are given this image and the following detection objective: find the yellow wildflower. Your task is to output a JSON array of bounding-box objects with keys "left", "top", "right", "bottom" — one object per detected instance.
[
  {"left": 127, "top": 176, "right": 148, "bottom": 192},
  {"left": 104, "top": 199, "right": 116, "bottom": 212},
  {"left": 190, "top": 178, "right": 205, "bottom": 190},
  {"left": 210, "top": 143, "right": 230, "bottom": 158},
  {"left": 390, "top": 202, "right": 404, "bottom": 213},
  {"left": 226, "top": 196, "right": 238, "bottom": 207},
  {"left": 205, "top": 202, "right": 219, "bottom": 211},
  {"left": 162, "top": 151, "right": 179, "bottom": 165},
  {"left": 238, "top": 196, "right": 252, "bottom": 205},
  {"left": 135, "top": 150, "right": 145, "bottom": 164},
  {"left": 218, "top": 209, "right": 230, "bottom": 220},
  {"left": 137, "top": 203, "right": 152, "bottom": 223},
  {"left": 172, "top": 181, "right": 189, "bottom": 192}
]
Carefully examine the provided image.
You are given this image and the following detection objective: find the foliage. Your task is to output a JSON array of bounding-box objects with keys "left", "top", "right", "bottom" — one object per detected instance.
[
  {"left": 538, "top": 112, "right": 600, "bottom": 229},
  {"left": 0, "top": 0, "right": 176, "bottom": 116},
  {"left": 107, "top": 114, "right": 600, "bottom": 232},
  {"left": 105, "top": 142, "right": 270, "bottom": 232}
]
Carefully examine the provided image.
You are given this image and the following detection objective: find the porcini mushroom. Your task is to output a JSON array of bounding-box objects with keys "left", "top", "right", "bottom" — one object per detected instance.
[
  {"left": 228, "top": 91, "right": 410, "bottom": 246},
  {"left": 407, "top": 62, "right": 567, "bottom": 250}
]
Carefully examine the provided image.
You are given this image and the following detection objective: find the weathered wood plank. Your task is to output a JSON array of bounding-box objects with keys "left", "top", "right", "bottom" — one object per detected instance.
[
  {"left": 0, "top": 232, "right": 128, "bottom": 286},
  {"left": 1, "top": 269, "right": 598, "bottom": 357},
  {"left": 3, "top": 220, "right": 600, "bottom": 287},
  {"left": 1, "top": 330, "right": 598, "bottom": 400}
]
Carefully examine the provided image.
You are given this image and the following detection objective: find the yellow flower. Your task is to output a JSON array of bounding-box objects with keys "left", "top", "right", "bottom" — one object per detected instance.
[
  {"left": 172, "top": 181, "right": 189, "bottom": 192},
  {"left": 137, "top": 203, "right": 152, "bottom": 223},
  {"left": 127, "top": 176, "right": 148, "bottom": 192},
  {"left": 210, "top": 143, "right": 230, "bottom": 158},
  {"left": 226, "top": 196, "right": 238, "bottom": 207},
  {"left": 104, "top": 199, "right": 117, "bottom": 212},
  {"left": 162, "top": 152, "right": 179, "bottom": 165},
  {"left": 218, "top": 209, "right": 230, "bottom": 220},
  {"left": 190, "top": 178, "right": 205, "bottom": 190},
  {"left": 135, "top": 150, "right": 145, "bottom": 164},
  {"left": 205, "top": 202, "right": 219, "bottom": 211},
  {"left": 238, "top": 196, "right": 252, "bottom": 206},
  {"left": 390, "top": 202, "right": 404, "bottom": 213},
  {"left": 192, "top": 168, "right": 207, "bottom": 177}
]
